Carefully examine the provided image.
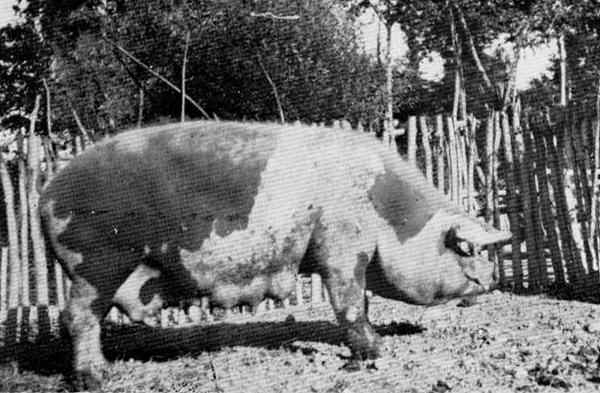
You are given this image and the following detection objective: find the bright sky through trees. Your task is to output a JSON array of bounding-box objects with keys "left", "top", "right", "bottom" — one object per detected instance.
[{"left": 0, "top": 0, "right": 555, "bottom": 91}]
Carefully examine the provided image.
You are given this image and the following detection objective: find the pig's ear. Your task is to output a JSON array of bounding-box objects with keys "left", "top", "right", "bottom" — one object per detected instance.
[{"left": 450, "top": 214, "right": 512, "bottom": 246}]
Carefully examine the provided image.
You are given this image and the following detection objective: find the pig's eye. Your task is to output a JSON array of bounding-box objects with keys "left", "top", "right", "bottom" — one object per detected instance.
[
  {"left": 448, "top": 240, "right": 474, "bottom": 257},
  {"left": 458, "top": 241, "right": 471, "bottom": 255}
]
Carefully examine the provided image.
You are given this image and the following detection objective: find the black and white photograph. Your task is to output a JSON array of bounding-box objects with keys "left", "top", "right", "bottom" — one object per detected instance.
[{"left": 1, "top": 0, "right": 600, "bottom": 392}]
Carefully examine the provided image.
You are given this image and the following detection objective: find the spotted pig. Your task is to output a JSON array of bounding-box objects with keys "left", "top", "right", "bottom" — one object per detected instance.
[{"left": 40, "top": 121, "right": 511, "bottom": 390}]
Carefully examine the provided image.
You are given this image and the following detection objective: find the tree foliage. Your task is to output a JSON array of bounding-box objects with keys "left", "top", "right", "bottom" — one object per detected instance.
[{"left": 31, "top": 0, "right": 384, "bottom": 137}]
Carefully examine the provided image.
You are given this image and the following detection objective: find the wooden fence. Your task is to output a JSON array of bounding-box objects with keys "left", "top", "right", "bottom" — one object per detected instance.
[{"left": 2, "top": 108, "right": 600, "bottom": 347}]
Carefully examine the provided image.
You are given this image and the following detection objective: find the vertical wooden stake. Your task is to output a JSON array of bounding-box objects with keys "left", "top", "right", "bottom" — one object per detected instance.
[
  {"left": 311, "top": 273, "right": 322, "bottom": 304},
  {"left": 1, "top": 152, "right": 21, "bottom": 309},
  {"left": 447, "top": 116, "right": 460, "bottom": 204},
  {"left": 55, "top": 262, "right": 65, "bottom": 310},
  {"left": 435, "top": 114, "right": 445, "bottom": 193},
  {"left": 17, "top": 133, "right": 29, "bottom": 306},
  {"left": 295, "top": 275, "right": 303, "bottom": 305},
  {"left": 1, "top": 248, "right": 8, "bottom": 320},
  {"left": 407, "top": 116, "right": 417, "bottom": 166},
  {"left": 420, "top": 116, "right": 433, "bottom": 184},
  {"left": 523, "top": 122, "right": 548, "bottom": 288},
  {"left": 531, "top": 119, "right": 565, "bottom": 286},
  {"left": 545, "top": 113, "right": 585, "bottom": 285},
  {"left": 500, "top": 112, "right": 523, "bottom": 290}
]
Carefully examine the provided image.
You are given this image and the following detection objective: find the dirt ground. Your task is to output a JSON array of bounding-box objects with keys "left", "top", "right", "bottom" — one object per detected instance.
[{"left": 2, "top": 291, "right": 600, "bottom": 392}]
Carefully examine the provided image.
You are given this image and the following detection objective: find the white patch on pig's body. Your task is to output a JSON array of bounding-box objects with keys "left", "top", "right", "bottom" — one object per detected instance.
[
  {"left": 113, "top": 264, "right": 163, "bottom": 322},
  {"left": 176, "top": 126, "right": 389, "bottom": 308}
]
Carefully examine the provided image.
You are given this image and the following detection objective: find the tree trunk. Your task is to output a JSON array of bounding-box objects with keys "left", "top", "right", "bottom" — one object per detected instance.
[
  {"left": 18, "top": 134, "right": 29, "bottom": 306},
  {"left": 558, "top": 32, "right": 567, "bottom": 106},
  {"left": 449, "top": 6, "right": 460, "bottom": 120},
  {"left": 454, "top": 4, "right": 495, "bottom": 99},
  {"left": 448, "top": 4, "right": 467, "bottom": 120},
  {"left": 0, "top": 154, "right": 21, "bottom": 308},
  {"left": 384, "top": 21, "right": 394, "bottom": 136}
]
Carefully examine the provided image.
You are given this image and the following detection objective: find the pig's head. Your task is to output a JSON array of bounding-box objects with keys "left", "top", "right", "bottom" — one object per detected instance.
[
  {"left": 367, "top": 209, "right": 512, "bottom": 306},
  {"left": 432, "top": 211, "right": 512, "bottom": 302}
]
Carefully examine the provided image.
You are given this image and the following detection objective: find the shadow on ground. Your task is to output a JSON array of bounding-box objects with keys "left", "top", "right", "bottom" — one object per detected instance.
[{"left": 1, "top": 319, "right": 425, "bottom": 376}]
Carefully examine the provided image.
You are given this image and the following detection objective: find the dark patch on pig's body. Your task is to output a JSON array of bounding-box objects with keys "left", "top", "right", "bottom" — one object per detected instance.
[
  {"left": 41, "top": 123, "right": 277, "bottom": 291},
  {"left": 367, "top": 168, "right": 435, "bottom": 243}
]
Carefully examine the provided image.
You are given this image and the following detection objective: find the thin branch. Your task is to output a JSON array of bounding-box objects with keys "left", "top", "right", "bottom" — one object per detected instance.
[
  {"left": 454, "top": 5, "right": 495, "bottom": 96},
  {"left": 69, "top": 103, "right": 90, "bottom": 146},
  {"left": 257, "top": 54, "right": 285, "bottom": 123},
  {"left": 503, "top": 23, "right": 528, "bottom": 109},
  {"left": 137, "top": 88, "right": 144, "bottom": 128},
  {"left": 42, "top": 79, "right": 53, "bottom": 137},
  {"left": 181, "top": 31, "right": 191, "bottom": 123},
  {"left": 250, "top": 11, "right": 299, "bottom": 20},
  {"left": 448, "top": 5, "right": 463, "bottom": 120},
  {"left": 103, "top": 36, "right": 211, "bottom": 120}
]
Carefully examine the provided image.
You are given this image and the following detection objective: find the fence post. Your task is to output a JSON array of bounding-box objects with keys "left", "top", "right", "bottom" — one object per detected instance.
[
  {"left": 466, "top": 116, "right": 477, "bottom": 214},
  {"left": 522, "top": 121, "right": 548, "bottom": 289},
  {"left": 295, "top": 275, "right": 304, "bottom": 305},
  {"left": 545, "top": 121, "right": 585, "bottom": 286},
  {"left": 569, "top": 118, "right": 595, "bottom": 274},
  {"left": 311, "top": 273, "right": 322, "bottom": 303},
  {"left": 28, "top": 132, "right": 49, "bottom": 305},
  {"left": 500, "top": 112, "right": 523, "bottom": 290},
  {"left": 530, "top": 117, "right": 565, "bottom": 286},
  {"left": 55, "top": 262, "right": 66, "bottom": 309},
  {"left": 485, "top": 112, "right": 495, "bottom": 223},
  {"left": 514, "top": 115, "right": 543, "bottom": 292},
  {"left": 407, "top": 116, "right": 417, "bottom": 166},
  {"left": 419, "top": 116, "right": 433, "bottom": 184},
  {"left": 456, "top": 123, "right": 469, "bottom": 209},
  {"left": 201, "top": 296, "right": 212, "bottom": 322},
  {"left": 1, "top": 247, "right": 7, "bottom": 321},
  {"left": 435, "top": 115, "right": 445, "bottom": 193},
  {"left": 446, "top": 116, "right": 460, "bottom": 204}
]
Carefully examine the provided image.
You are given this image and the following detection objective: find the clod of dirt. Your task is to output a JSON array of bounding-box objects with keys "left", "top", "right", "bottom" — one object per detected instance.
[
  {"left": 583, "top": 322, "right": 600, "bottom": 334},
  {"left": 430, "top": 380, "right": 452, "bottom": 393},
  {"left": 529, "top": 363, "right": 572, "bottom": 390}
]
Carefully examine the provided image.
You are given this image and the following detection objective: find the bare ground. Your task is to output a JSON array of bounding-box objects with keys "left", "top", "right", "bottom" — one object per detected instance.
[{"left": 2, "top": 291, "right": 600, "bottom": 392}]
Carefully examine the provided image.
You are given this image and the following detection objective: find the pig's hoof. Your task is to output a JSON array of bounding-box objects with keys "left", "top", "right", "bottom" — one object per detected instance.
[
  {"left": 347, "top": 323, "right": 381, "bottom": 360},
  {"left": 70, "top": 369, "right": 103, "bottom": 391},
  {"left": 457, "top": 296, "right": 477, "bottom": 307}
]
